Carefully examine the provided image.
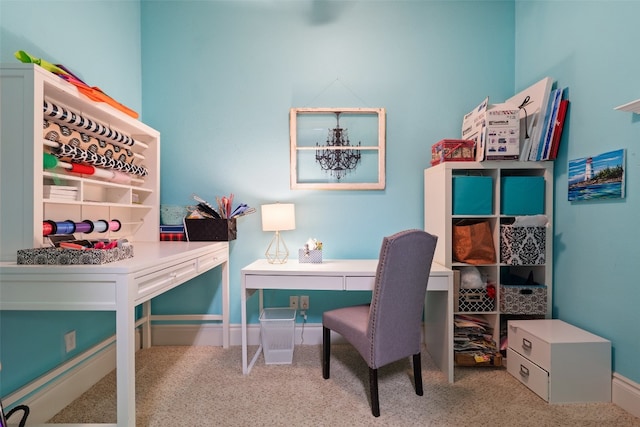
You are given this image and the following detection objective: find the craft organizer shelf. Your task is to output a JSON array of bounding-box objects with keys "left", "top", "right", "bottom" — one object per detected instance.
[
  {"left": 0, "top": 63, "right": 160, "bottom": 261},
  {"left": 424, "top": 161, "right": 554, "bottom": 362}
]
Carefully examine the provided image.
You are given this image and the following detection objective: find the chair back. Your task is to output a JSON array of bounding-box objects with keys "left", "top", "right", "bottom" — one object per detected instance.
[{"left": 367, "top": 229, "right": 437, "bottom": 368}]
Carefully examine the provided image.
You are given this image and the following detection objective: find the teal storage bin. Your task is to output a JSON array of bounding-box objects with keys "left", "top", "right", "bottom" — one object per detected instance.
[
  {"left": 452, "top": 176, "right": 493, "bottom": 215},
  {"left": 501, "top": 176, "right": 545, "bottom": 215}
]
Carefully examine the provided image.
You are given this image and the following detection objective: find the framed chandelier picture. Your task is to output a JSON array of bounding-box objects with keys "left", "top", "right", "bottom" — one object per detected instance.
[{"left": 290, "top": 107, "right": 386, "bottom": 190}]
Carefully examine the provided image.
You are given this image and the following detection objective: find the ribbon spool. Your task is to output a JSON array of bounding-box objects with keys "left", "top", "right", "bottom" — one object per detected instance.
[
  {"left": 74, "top": 220, "right": 95, "bottom": 234},
  {"left": 92, "top": 219, "right": 109, "bottom": 233},
  {"left": 54, "top": 220, "right": 76, "bottom": 234},
  {"left": 42, "top": 220, "right": 57, "bottom": 236},
  {"left": 109, "top": 219, "right": 122, "bottom": 232}
]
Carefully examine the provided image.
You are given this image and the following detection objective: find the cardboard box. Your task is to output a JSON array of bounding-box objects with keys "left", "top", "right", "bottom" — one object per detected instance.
[
  {"left": 455, "top": 352, "right": 503, "bottom": 367},
  {"left": 501, "top": 176, "right": 545, "bottom": 215},
  {"left": 431, "top": 139, "right": 475, "bottom": 166},
  {"left": 453, "top": 176, "right": 493, "bottom": 215},
  {"left": 184, "top": 218, "right": 237, "bottom": 241}
]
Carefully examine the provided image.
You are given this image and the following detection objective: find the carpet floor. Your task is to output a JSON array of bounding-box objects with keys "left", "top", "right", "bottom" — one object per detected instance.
[{"left": 48, "top": 345, "right": 640, "bottom": 426}]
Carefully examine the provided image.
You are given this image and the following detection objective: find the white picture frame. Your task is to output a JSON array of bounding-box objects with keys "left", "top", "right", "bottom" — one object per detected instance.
[{"left": 290, "top": 107, "right": 386, "bottom": 190}]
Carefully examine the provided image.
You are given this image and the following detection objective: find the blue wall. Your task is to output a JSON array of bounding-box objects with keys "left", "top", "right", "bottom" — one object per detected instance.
[
  {"left": 0, "top": 0, "right": 144, "bottom": 397},
  {"left": 514, "top": 0, "right": 640, "bottom": 384},
  {"left": 140, "top": 0, "right": 514, "bottom": 325},
  {"left": 1, "top": 0, "right": 638, "bottom": 402}
]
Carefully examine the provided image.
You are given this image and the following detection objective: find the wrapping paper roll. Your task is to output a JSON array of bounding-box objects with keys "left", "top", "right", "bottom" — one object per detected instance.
[
  {"left": 43, "top": 100, "right": 140, "bottom": 147},
  {"left": 44, "top": 119, "right": 135, "bottom": 163},
  {"left": 50, "top": 143, "right": 148, "bottom": 177}
]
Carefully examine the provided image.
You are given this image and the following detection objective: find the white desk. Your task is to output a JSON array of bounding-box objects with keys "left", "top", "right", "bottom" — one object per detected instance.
[
  {"left": 240, "top": 259, "right": 454, "bottom": 383},
  {"left": 0, "top": 241, "right": 229, "bottom": 427}
]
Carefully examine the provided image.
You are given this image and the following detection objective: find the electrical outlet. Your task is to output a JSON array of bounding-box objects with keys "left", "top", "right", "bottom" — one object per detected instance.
[
  {"left": 64, "top": 330, "right": 76, "bottom": 353},
  {"left": 300, "top": 295, "right": 309, "bottom": 310},
  {"left": 289, "top": 296, "right": 299, "bottom": 310}
]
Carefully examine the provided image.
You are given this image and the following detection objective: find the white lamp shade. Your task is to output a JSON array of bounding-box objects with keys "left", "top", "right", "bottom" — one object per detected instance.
[{"left": 261, "top": 203, "right": 296, "bottom": 231}]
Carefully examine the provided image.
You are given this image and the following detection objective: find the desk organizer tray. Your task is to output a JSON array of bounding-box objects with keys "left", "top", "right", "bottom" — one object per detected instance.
[
  {"left": 184, "top": 218, "right": 237, "bottom": 241},
  {"left": 298, "top": 249, "right": 322, "bottom": 263},
  {"left": 17, "top": 245, "right": 134, "bottom": 265}
]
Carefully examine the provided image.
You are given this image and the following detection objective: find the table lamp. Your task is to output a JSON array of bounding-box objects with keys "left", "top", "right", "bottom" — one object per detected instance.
[{"left": 261, "top": 203, "right": 296, "bottom": 264}]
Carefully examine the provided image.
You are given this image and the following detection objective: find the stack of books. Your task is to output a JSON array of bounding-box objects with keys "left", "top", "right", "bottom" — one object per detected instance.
[
  {"left": 522, "top": 87, "right": 570, "bottom": 161},
  {"left": 159, "top": 224, "right": 186, "bottom": 241},
  {"left": 43, "top": 184, "right": 78, "bottom": 201}
]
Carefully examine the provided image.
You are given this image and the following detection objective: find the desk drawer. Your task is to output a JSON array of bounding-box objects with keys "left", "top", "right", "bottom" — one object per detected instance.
[
  {"left": 508, "top": 323, "right": 551, "bottom": 370},
  {"left": 136, "top": 259, "right": 198, "bottom": 300},
  {"left": 197, "top": 251, "right": 226, "bottom": 273},
  {"left": 245, "top": 274, "right": 343, "bottom": 290},
  {"left": 507, "top": 348, "right": 549, "bottom": 401},
  {"left": 345, "top": 276, "right": 375, "bottom": 290}
]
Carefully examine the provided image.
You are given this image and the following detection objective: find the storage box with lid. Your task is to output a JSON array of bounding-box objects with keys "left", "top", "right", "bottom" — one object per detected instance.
[
  {"left": 431, "top": 139, "right": 475, "bottom": 166},
  {"left": 500, "top": 284, "right": 547, "bottom": 315},
  {"left": 452, "top": 176, "right": 493, "bottom": 215},
  {"left": 500, "top": 176, "right": 545, "bottom": 215},
  {"left": 260, "top": 308, "right": 296, "bottom": 364}
]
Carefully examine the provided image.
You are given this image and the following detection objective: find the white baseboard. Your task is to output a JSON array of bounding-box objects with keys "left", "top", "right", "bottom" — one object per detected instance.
[
  {"left": 7, "top": 341, "right": 116, "bottom": 425},
  {"left": 152, "top": 322, "right": 327, "bottom": 347},
  {"left": 612, "top": 372, "right": 640, "bottom": 418},
  {"left": 8, "top": 324, "right": 640, "bottom": 424},
  {"left": 6, "top": 330, "right": 140, "bottom": 425}
]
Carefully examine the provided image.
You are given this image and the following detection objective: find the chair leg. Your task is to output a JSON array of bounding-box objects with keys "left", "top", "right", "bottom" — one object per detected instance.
[
  {"left": 322, "top": 326, "right": 330, "bottom": 379},
  {"left": 413, "top": 352, "right": 423, "bottom": 396},
  {"left": 369, "top": 367, "right": 380, "bottom": 417}
]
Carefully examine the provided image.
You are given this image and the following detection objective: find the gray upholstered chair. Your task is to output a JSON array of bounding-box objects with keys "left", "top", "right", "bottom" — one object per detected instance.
[{"left": 322, "top": 229, "right": 438, "bottom": 417}]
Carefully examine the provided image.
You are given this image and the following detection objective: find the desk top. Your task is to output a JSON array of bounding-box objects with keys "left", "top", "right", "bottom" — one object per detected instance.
[
  {"left": 241, "top": 259, "right": 451, "bottom": 277},
  {"left": 0, "top": 241, "right": 228, "bottom": 275}
]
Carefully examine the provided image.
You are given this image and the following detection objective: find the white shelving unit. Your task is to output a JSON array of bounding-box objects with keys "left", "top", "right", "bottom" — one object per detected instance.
[
  {"left": 0, "top": 63, "right": 160, "bottom": 261},
  {"left": 424, "top": 161, "right": 554, "bottom": 363},
  {"left": 0, "top": 63, "right": 232, "bottom": 425}
]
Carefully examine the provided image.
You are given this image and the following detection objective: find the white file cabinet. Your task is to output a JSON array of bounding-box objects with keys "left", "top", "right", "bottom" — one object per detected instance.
[{"left": 507, "top": 319, "right": 611, "bottom": 403}]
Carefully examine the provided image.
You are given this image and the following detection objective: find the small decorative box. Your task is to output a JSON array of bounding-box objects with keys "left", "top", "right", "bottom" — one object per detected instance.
[
  {"left": 17, "top": 245, "right": 134, "bottom": 265},
  {"left": 298, "top": 249, "right": 322, "bottom": 263}
]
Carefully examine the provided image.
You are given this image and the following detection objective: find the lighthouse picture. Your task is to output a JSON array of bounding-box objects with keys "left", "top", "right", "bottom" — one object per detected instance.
[{"left": 568, "top": 149, "right": 625, "bottom": 201}]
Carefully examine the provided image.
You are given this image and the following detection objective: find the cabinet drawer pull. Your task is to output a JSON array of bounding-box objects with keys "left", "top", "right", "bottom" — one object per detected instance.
[
  {"left": 519, "top": 365, "right": 530, "bottom": 377},
  {"left": 522, "top": 338, "right": 532, "bottom": 350}
]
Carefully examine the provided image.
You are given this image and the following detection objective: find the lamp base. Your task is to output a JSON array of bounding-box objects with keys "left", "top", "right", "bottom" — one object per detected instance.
[{"left": 265, "top": 231, "right": 289, "bottom": 264}]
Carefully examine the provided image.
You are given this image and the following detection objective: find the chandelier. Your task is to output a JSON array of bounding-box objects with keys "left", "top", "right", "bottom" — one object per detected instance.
[{"left": 315, "top": 112, "right": 361, "bottom": 180}]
